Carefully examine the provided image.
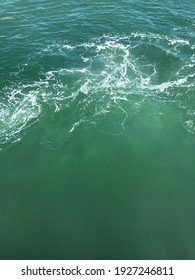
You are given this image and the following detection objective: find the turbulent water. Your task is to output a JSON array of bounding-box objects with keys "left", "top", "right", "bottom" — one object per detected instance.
[{"left": 0, "top": 0, "right": 195, "bottom": 259}]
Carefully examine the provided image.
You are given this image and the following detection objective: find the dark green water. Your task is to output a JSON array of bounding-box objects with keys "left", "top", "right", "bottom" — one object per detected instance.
[{"left": 0, "top": 0, "right": 195, "bottom": 259}]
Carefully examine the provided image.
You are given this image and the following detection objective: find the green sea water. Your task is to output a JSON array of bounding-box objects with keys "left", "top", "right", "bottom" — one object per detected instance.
[{"left": 0, "top": 0, "right": 195, "bottom": 259}]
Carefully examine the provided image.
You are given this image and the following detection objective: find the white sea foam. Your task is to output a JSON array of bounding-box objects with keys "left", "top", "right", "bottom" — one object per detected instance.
[
  {"left": 0, "top": 33, "right": 194, "bottom": 146},
  {"left": 0, "top": 16, "right": 15, "bottom": 21}
]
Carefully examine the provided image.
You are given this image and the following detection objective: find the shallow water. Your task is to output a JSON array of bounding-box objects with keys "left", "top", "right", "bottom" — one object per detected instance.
[{"left": 0, "top": 0, "right": 195, "bottom": 259}]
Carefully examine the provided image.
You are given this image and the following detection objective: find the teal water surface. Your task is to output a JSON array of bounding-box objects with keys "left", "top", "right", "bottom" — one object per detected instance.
[{"left": 0, "top": 0, "right": 195, "bottom": 259}]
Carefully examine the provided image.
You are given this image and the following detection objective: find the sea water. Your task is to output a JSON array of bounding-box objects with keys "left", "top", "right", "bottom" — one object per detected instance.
[{"left": 0, "top": 0, "right": 195, "bottom": 259}]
